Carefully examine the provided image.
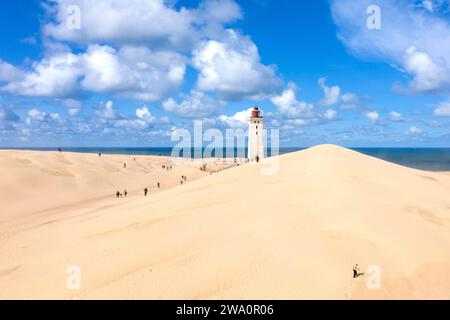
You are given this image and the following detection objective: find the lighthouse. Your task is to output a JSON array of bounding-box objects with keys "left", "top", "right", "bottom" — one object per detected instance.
[{"left": 248, "top": 107, "right": 265, "bottom": 162}]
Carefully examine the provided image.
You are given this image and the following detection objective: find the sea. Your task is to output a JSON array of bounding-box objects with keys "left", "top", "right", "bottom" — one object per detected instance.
[{"left": 2, "top": 147, "right": 450, "bottom": 171}]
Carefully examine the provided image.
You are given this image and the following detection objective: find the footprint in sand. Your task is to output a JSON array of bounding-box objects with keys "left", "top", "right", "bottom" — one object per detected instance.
[
  {"left": 40, "top": 168, "right": 75, "bottom": 177},
  {"left": 418, "top": 175, "right": 440, "bottom": 183},
  {"left": 404, "top": 206, "right": 443, "bottom": 225},
  {"left": 0, "top": 265, "right": 21, "bottom": 276},
  {"left": 15, "top": 158, "right": 33, "bottom": 165},
  {"left": 344, "top": 280, "right": 356, "bottom": 299}
]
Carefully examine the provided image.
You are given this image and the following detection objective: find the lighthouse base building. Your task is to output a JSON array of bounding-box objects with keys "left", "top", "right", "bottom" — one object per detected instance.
[{"left": 248, "top": 107, "right": 265, "bottom": 162}]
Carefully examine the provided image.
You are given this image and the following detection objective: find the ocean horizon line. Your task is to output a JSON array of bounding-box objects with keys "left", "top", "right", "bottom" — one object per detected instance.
[
  {"left": 1, "top": 146, "right": 450, "bottom": 171},
  {"left": 2, "top": 146, "right": 450, "bottom": 150}
]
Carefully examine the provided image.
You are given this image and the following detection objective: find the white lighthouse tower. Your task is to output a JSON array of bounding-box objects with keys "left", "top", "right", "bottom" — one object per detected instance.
[{"left": 248, "top": 107, "right": 265, "bottom": 162}]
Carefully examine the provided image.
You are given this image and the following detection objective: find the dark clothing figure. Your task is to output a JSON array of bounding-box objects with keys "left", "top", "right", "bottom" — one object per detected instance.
[
  {"left": 144, "top": 188, "right": 148, "bottom": 196},
  {"left": 116, "top": 191, "right": 120, "bottom": 198},
  {"left": 353, "top": 264, "right": 362, "bottom": 278},
  {"left": 124, "top": 190, "right": 128, "bottom": 197},
  {"left": 99, "top": 153, "right": 102, "bottom": 157},
  {"left": 157, "top": 182, "right": 160, "bottom": 189},
  {"left": 124, "top": 163, "right": 127, "bottom": 169}
]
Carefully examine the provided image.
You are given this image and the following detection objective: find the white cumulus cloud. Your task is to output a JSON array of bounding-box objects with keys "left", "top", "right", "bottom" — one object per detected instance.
[
  {"left": 163, "top": 90, "right": 223, "bottom": 118},
  {"left": 318, "top": 77, "right": 341, "bottom": 106},
  {"left": 331, "top": 0, "right": 450, "bottom": 94},
  {"left": 43, "top": 0, "right": 242, "bottom": 51},
  {"left": 318, "top": 77, "right": 360, "bottom": 108},
  {"left": 366, "top": 111, "right": 380, "bottom": 123},
  {"left": 26, "top": 109, "right": 61, "bottom": 125},
  {"left": 193, "top": 30, "right": 282, "bottom": 101},
  {"left": 98, "top": 100, "right": 118, "bottom": 120},
  {"left": 2, "top": 45, "right": 186, "bottom": 101},
  {"left": 270, "top": 85, "right": 314, "bottom": 119},
  {"left": 218, "top": 107, "right": 253, "bottom": 129},
  {"left": 81, "top": 45, "right": 186, "bottom": 100},
  {"left": 0, "top": 60, "right": 24, "bottom": 82},
  {"left": 433, "top": 102, "right": 450, "bottom": 116},
  {"left": 389, "top": 111, "right": 405, "bottom": 121},
  {"left": 323, "top": 109, "right": 338, "bottom": 120},
  {"left": 407, "top": 126, "right": 425, "bottom": 136},
  {"left": 2, "top": 53, "right": 81, "bottom": 97},
  {"left": 397, "top": 45, "right": 449, "bottom": 93}
]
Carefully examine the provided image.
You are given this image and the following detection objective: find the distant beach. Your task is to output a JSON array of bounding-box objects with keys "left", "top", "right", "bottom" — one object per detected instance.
[{"left": 2, "top": 147, "right": 450, "bottom": 171}]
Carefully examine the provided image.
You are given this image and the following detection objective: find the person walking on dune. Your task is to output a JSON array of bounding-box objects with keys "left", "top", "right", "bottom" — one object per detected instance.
[
  {"left": 353, "top": 264, "right": 364, "bottom": 278},
  {"left": 124, "top": 190, "right": 128, "bottom": 197},
  {"left": 144, "top": 187, "right": 148, "bottom": 196},
  {"left": 116, "top": 191, "right": 120, "bottom": 198},
  {"left": 157, "top": 182, "right": 160, "bottom": 189}
]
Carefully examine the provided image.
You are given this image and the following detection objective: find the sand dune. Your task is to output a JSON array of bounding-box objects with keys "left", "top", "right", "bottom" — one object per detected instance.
[
  {"left": 1, "top": 145, "right": 450, "bottom": 299},
  {"left": 0, "top": 150, "right": 208, "bottom": 222}
]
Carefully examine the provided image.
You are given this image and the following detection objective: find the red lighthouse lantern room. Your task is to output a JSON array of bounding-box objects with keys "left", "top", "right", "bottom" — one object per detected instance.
[{"left": 251, "top": 107, "right": 262, "bottom": 119}]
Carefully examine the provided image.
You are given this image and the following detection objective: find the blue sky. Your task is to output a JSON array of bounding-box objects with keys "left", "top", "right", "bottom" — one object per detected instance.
[{"left": 0, "top": 0, "right": 449, "bottom": 147}]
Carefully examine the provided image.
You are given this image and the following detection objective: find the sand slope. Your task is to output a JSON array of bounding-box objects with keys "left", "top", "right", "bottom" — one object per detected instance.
[
  {"left": 0, "top": 150, "right": 208, "bottom": 222},
  {"left": 1, "top": 145, "right": 450, "bottom": 299}
]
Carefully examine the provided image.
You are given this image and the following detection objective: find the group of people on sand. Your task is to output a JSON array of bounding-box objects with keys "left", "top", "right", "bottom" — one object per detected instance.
[
  {"left": 111, "top": 157, "right": 189, "bottom": 198},
  {"left": 144, "top": 182, "right": 161, "bottom": 196},
  {"left": 116, "top": 190, "right": 128, "bottom": 198},
  {"left": 116, "top": 175, "right": 188, "bottom": 197},
  {"left": 116, "top": 183, "right": 161, "bottom": 198}
]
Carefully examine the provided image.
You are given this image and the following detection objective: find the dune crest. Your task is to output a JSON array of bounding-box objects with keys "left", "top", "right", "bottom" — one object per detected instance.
[{"left": 1, "top": 145, "right": 450, "bottom": 299}]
